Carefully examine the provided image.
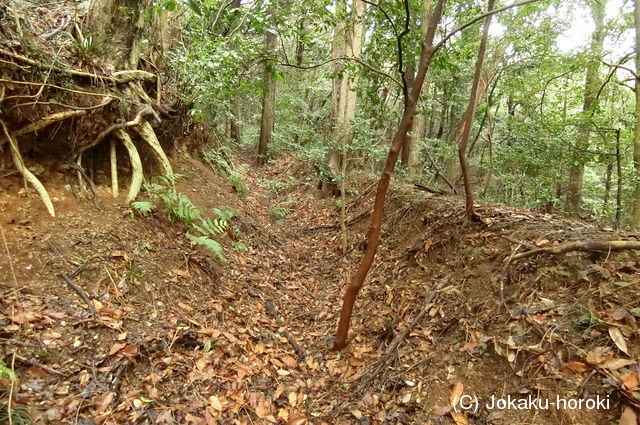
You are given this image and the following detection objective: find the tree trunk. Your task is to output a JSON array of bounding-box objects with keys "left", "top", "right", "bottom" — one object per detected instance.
[
  {"left": 632, "top": 0, "right": 640, "bottom": 227},
  {"left": 333, "top": 0, "right": 446, "bottom": 350},
  {"left": 256, "top": 2, "right": 278, "bottom": 165},
  {"left": 616, "top": 129, "right": 623, "bottom": 228},
  {"left": 326, "top": 0, "right": 347, "bottom": 194},
  {"left": 327, "top": 0, "right": 365, "bottom": 196},
  {"left": 407, "top": 111, "right": 426, "bottom": 177},
  {"left": 229, "top": 98, "right": 241, "bottom": 144},
  {"left": 566, "top": 0, "right": 606, "bottom": 215},
  {"left": 87, "top": 0, "right": 159, "bottom": 68},
  {"left": 457, "top": 0, "right": 494, "bottom": 223},
  {"left": 402, "top": 0, "right": 432, "bottom": 174}
]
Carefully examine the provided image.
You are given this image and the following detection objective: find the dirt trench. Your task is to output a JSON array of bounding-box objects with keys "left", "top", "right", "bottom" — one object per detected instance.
[{"left": 1, "top": 154, "right": 639, "bottom": 425}]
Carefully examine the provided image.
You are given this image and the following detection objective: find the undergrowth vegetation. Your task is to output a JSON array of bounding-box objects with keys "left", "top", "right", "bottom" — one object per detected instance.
[
  {"left": 131, "top": 174, "right": 239, "bottom": 261},
  {"left": 201, "top": 148, "right": 249, "bottom": 198}
]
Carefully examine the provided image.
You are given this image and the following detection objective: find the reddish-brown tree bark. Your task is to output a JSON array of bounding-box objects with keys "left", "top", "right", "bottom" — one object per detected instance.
[
  {"left": 333, "top": 0, "right": 542, "bottom": 350},
  {"left": 333, "top": 0, "right": 446, "bottom": 350}
]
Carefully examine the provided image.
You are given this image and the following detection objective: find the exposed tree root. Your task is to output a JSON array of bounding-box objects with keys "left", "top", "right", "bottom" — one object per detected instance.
[
  {"left": 14, "top": 109, "right": 87, "bottom": 136},
  {"left": 77, "top": 105, "right": 158, "bottom": 156},
  {"left": 76, "top": 154, "right": 86, "bottom": 193},
  {"left": 115, "top": 129, "right": 143, "bottom": 204},
  {"left": 129, "top": 82, "right": 168, "bottom": 115},
  {"left": 0, "top": 48, "right": 156, "bottom": 83},
  {"left": 133, "top": 120, "right": 173, "bottom": 176},
  {"left": 112, "top": 70, "right": 157, "bottom": 83},
  {"left": 110, "top": 140, "right": 119, "bottom": 197},
  {"left": 509, "top": 240, "right": 640, "bottom": 262},
  {"left": 1, "top": 120, "right": 56, "bottom": 216}
]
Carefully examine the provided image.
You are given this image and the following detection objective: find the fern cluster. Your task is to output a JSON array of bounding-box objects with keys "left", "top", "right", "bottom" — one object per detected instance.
[
  {"left": 269, "top": 196, "right": 297, "bottom": 224},
  {"left": 201, "top": 148, "right": 249, "bottom": 198},
  {"left": 260, "top": 176, "right": 298, "bottom": 197},
  {"left": 130, "top": 174, "right": 238, "bottom": 262}
]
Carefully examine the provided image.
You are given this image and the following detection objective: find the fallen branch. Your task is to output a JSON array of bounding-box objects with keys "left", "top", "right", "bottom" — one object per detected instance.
[
  {"left": 1, "top": 120, "right": 56, "bottom": 216},
  {"left": 509, "top": 240, "right": 640, "bottom": 262},
  {"left": 263, "top": 298, "right": 307, "bottom": 360},
  {"left": 11, "top": 352, "right": 65, "bottom": 376},
  {"left": 329, "top": 277, "right": 449, "bottom": 419},
  {"left": 425, "top": 148, "right": 457, "bottom": 194},
  {"left": 59, "top": 272, "right": 96, "bottom": 315},
  {"left": 414, "top": 183, "right": 447, "bottom": 195},
  {"left": 115, "top": 129, "right": 143, "bottom": 204},
  {"left": 355, "top": 277, "right": 448, "bottom": 393},
  {"left": 246, "top": 287, "right": 307, "bottom": 360}
]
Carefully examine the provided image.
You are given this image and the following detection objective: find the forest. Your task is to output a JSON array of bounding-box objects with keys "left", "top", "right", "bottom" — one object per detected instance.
[{"left": 1, "top": 0, "right": 640, "bottom": 424}]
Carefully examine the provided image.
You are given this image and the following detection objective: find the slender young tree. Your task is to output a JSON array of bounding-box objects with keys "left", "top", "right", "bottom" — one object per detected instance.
[
  {"left": 632, "top": 0, "right": 640, "bottom": 227},
  {"left": 257, "top": 1, "right": 278, "bottom": 165},
  {"left": 334, "top": 0, "right": 446, "bottom": 350},
  {"left": 566, "top": 0, "right": 606, "bottom": 214},
  {"left": 457, "top": 0, "right": 495, "bottom": 223}
]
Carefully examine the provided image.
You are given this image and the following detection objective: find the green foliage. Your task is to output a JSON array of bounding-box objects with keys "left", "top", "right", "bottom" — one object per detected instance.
[
  {"left": 260, "top": 176, "right": 298, "bottom": 197},
  {"left": 0, "top": 361, "right": 29, "bottom": 424},
  {"left": 186, "top": 233, "right": 225, "bottom": 261},
  {"left": 233, "top": 241, "right": 248, "bottom": 251},
  {"left": 126, "top": 265, "right": 146, "bottom": 284},
  {"left": 74, "top": 34, "right": 98, "bottom": 59},
  {"left": 168, "top": 0, "right": 639, "bottom": 227},
  {"left": 0, "top": 359, "right": 17, "bottom": 382},
  {"left": 202, "top": 148, "right": 249, "bottom": 198},
  {"left": 0, "top": 406, "right": 32, "bottom": 425},
  {"left": 572, "top": 304, "right": 601, "bottom": 332},
  {"left": 140, "top": 174, "right": 232, "bottom": 261},
  {"left": 131, "top": 201, "right": 154, "bottom": 217},
  {"left": 212, "top": 206, "right": 236, "bottom": 222},
  {"left": 269, "top": 196, "right": 297, "bottom": 224}
]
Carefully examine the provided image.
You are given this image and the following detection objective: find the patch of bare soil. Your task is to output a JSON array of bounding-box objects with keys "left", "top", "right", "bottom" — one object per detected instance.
[{"left": 1, "top": 154, "right": 639, "bottom": 425}]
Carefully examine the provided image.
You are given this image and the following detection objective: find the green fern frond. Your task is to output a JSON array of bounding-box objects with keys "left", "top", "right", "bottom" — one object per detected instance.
[
  {"left": 131, "top": 201, "right": 154, "bottom": 216},
  {"left": 212, "top": 206, "right": 235, "bottom": 221},
  {"left": 186, "top": 233, "right": 226, "bottom": 262}
]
